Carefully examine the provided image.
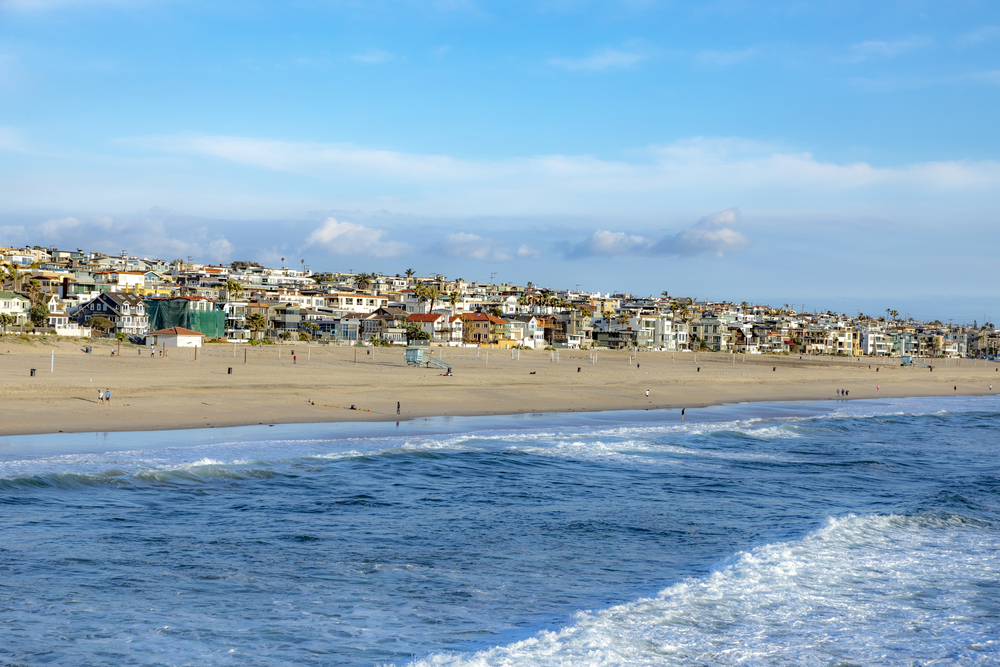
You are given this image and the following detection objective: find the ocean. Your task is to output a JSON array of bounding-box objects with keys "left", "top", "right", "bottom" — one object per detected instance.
[{"left": 2, "top": 397, "right": 999, "bottom": 666}]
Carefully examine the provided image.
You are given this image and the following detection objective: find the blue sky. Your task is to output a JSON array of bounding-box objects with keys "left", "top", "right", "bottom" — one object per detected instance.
[{"left": 2, "top": 0, "right": 1000, "bottom": 321}]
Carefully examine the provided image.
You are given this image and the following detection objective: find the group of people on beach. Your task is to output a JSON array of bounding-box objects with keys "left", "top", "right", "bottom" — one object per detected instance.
[
  {"left": 838, "top": 388, "right": 850, "bottom": 397},
  {"left": 97, "top": 388, "right": 112, "bottom": 405}
]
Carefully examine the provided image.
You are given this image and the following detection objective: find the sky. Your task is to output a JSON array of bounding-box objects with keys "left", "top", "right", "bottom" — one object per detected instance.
[{"left": 1, "top": 0, "right": 999, "bottom": 322}]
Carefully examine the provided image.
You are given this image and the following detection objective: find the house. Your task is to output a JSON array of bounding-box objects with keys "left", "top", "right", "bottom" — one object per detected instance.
[
  {"left": 147, "top": 326, "right": 205, "bottom": 348},
  {"left": 407, "top": 313, "right": 449, "bottom": 342},
  {"left": 72, "top": 292, "right": 149, "bottom": 336},
  {"left": 270, "top": 303, "right": 302, "bottom": 339},
  {"left": 362, "top": 307, "right": 408, "bottom": 344},
  {"left": 94, "top": 271, "right": 146, "bottom": 291},
  {"left": 506, "top": 314, "right": 545, "bottom": 348},
  {"left": 0, "top": 290, "right": 31, "bottom": 327},
  {"left": 461, "top": 312, "right": 509, "bottom": 345}
]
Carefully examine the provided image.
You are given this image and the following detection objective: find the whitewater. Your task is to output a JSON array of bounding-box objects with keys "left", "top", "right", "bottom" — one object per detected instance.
[{"left": 2, "top": 397, "right": 999, "bottom": 666}]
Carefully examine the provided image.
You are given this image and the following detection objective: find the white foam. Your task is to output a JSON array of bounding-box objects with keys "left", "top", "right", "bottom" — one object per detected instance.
[{"left": 412, "top": 514, "right": 1000, "bottom": 666}]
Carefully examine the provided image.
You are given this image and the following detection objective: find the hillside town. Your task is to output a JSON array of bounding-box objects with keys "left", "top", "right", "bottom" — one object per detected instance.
[{"left": 1, "top": 244, "right": 998, "bottom": 359}]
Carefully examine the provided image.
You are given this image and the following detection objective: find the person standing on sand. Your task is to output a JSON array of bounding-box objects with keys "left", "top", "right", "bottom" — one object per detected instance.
[
  {"left": 646, "top": 390, "right": 649, "bottom": 399},
  {"left": 397, "top": 401, "right": 401, "bottom": 415},
  {"left": 105, "top": 389, "right": 111, "bottom": 405},
  {"left": 98, "top": 389, "right": 104, "bottom": 404}
]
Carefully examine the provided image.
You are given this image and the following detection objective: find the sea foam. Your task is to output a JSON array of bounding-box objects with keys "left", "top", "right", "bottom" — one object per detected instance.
[{"left": 413, "top": 513, "right": 1000, "bottom": 667}]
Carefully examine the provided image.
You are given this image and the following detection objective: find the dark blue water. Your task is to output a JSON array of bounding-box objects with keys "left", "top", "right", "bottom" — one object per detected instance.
[{"left": 2, "top": 397, "right": 999, "bottom": 666}]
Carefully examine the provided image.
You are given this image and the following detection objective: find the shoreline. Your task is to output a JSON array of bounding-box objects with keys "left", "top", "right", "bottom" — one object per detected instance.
[{"left": 2, "top": 338, "right": 998, "bottom": 437}]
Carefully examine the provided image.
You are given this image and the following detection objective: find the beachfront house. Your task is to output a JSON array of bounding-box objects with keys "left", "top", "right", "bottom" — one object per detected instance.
[
  {"left": 0, "top": 291, "right": 31, "bottom": 328},
  {"left": 72, "top": 292, "right": 149, "bottom": 336},
  {"left": 147, "top": 326, "right": 205, "bottom": 348}
]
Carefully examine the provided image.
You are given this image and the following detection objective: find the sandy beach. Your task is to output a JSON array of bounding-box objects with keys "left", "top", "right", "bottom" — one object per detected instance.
[{"left": 1, "top": 337, "right": 997, "bottom": 436}]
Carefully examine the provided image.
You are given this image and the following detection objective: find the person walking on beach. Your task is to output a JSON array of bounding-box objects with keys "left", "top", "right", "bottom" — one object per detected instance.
[
  {"left": 98, "top": 388, "right": 104, "bottom": 404},
  {"left": 397, "top": 401, "right": 401, "bottom": 416},
  {"left": 646, "top": 390, "right": 649, "bottom": 399},
  {"left": 105, "top": 389, "right": 111, "bottom": 405},
  {"left": 681, "top": 408, "right": 685, "bottom": 422}
]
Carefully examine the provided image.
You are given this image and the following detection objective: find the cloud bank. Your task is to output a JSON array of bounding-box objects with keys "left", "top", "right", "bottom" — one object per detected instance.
[
  {"left": 305, "top": 217, "right": 409, "bottom": 257},
  {"left": 568, "top": 208, "right": 748, "bottom": 258}
]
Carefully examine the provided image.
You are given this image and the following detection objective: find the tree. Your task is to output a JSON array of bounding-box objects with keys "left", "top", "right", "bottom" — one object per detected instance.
[
  {"left": 303, "top": 321, "right": 320, "bottom": 340},
  {"left": 405, "top": 268, "right": 415, "bottom": 281},
  {"left": 86, "top": 316, "right": 114, "bottom": 337},
  {"left": 247, "top": 313, "right": 267, "bottom": 340},
  {"left": 225, "top": 280, "right": 245, "bottom": 301},
  {"left": 29, "top": 302, "right": 49, "bottom": 327},
  {"left": 405, "top": 322, "right": 430, "bottom": 344},
  {"left": 27, "top": 279, "right": 43, "bottom": 305},
  {"left": 3, "top": 264, "right": 21, "bottom": 291},
  {"left": 354, "top": 273, "right": 373, "bottom": 291},
  {"left": 446, "top": 290, "right": 461, "bottom": 316},
  {"left": 115, "top": 331, "right": 128, "bottom": 341},
  {"left": 416, "top": 284, "right": 441, "bottom": 313},
  {"left": 231, "top": 260, "right": 261, "bottom": 271},
  {"left": 0, "top": 313, "right": 14, "bottom": 333}
]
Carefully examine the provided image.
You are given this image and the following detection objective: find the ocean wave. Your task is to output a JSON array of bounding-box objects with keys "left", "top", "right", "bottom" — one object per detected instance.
[{"left": 412, "top": 513, "right": 1000, "bottom": 666}]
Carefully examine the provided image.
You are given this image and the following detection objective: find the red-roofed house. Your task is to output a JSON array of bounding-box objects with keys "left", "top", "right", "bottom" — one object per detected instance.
[{"left": 460, "top": 312, "right": 508, "bottom": 345}]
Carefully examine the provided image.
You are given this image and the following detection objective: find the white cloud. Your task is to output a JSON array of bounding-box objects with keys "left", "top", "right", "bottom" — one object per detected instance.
[
  {"left": 442, "top": 232, "right": 492, "bottom": 259},
  {"left": 305, "top": 217, "right": 408, "bottom": 257},
  {"left": 0, "top": 224, "right": 26, "bottom": 244},
  {"left": 38, "top": 216, "right": 81, "bottom": 239},
  {"left": 696, "top": 48, "right": 757, "bottom": 67},
  {"left": 651, "top": 208, "right": 749, "bottom": 257},
  {"left": 351, "top": 49, "right": 394, "bottom": 64},
  {"left": 966, "top": 70, "right": 1000, "bottom": 86},
  {"left": 958, "top": 25, "right": 1000, "bottom": 47},
  {"left": 569, "top": 229, "right": 650, "bottom": 257},
  {"left": 567, "top": 208, "right": 748, "bottom": 259},
  {"left": 118, "top": 133, "right": 1000, "bottom": 221},
  {"left": 549, "top": 48, "right": 645, "bottom": 71},
  {"left": 516, "top": 244, "right": 539, "bottom": 259},
  {"left": 207, "top": 236, "right": 234, "bottom": 262},
  {"left": 847, "top": 36, "right": 932, "bottom": 63}
]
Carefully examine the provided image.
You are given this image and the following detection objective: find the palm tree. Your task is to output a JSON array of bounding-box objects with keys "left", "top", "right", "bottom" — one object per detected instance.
[
  {"left": 247, "top": 313, "right": 267, "bottom": 341},
  {"left": 446, "top": 290, "right": 461, "bottom": 316},
  {"left": 417, "top": 285, "right": 441, "bottom": 313},
  {"left": 3, "top": 264, "right": 21, "bottom": 291},
  {"left": 27, "top": 278, "right": 43, "bottom": 305},
  {"left": 225, "top": 280, "right": 245, "bottom": 301},
  {"left": 281, "top": 257, "right": 285, "bottom": 268},
  {"left": 354, "top": 273, "right": 373, "bottom": 291},
  {"left": 405, "top": 268, "right": 415, "bottom": 282},
  {"left": 661, "top": 290, "right": 669, "bottom": 301}
]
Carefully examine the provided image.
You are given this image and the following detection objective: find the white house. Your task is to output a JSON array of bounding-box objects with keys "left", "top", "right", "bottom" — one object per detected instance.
[
  {"left": 147, "top": 326, "right": 205, "bottom": 347},
  {"left": 0, "top": 290, "right": 31, "bottom": 326},
  {"left": 94, "top": 271, "right": 146, "bottom": 291}
]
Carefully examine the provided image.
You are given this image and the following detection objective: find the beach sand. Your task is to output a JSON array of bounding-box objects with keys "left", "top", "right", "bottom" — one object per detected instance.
[{"left": 1, "top": 337, "right": 997, "bottom": 435}]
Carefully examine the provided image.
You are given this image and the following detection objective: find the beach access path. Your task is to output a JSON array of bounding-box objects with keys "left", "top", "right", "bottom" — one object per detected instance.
[{"left": 1, "top": 338, "right": 997, "bottom": 436}]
